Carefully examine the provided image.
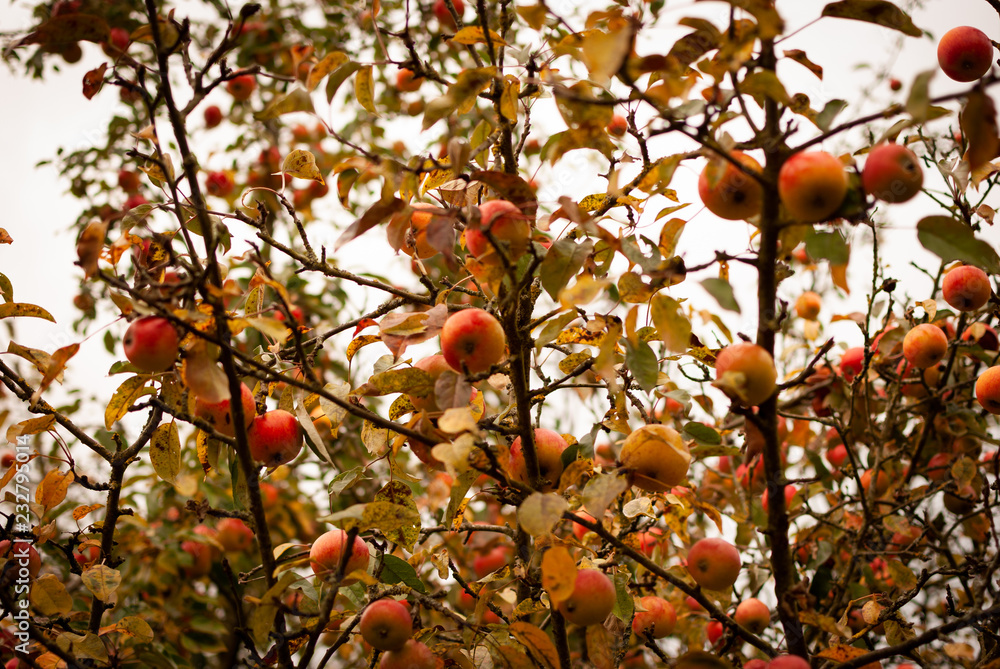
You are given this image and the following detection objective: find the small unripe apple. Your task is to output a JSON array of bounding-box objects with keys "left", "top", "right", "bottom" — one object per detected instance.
[
  {"left": 0, "top": 540, "right": 40, "bottom": 579},
  {"left": 686, "top": 537, "right": 741, "bottom": 591},
  {"left": 557, "top": 569, "right": 616, "bottom": 626},
  {"left": 734, "top": 597, "right": 770, "bottom": 634},
  {"left": 309, "top": 530, "right": 370, "bottom": 583},
  {"left": 714, "top": 343, "right": 777, "bottom": 407},
  {"left": 607, "top": 114, "right": 628, "bottom": 137},
  {"left": 204, "top": 105, "right": 223, "bottom": 128},
  {"left": 226, "top": 74, "right": 257, "bottom": 101},
  {"left": 508, "top": 428, "right": 569, "bottom": 491},
  {"left": 216, "top": 518, "right": 254, "bottom": 552},
  {"left": 620, "top": 424, "right": 691, "bottom": 492},
  {"left": 862, "top": 143, "right": 923, "bottom": 203},
  {"left": 247, "top": 410, "right": 303, "bottom": 467},
  {"left": 379, "top": 639, "right": 438, "bottom": 669},
  {"left": 768, "top": 655, "right": 810, "bottom": 669},
  {"left": 794, "top": 291, "right": 822, "bottom": 320},
  {"left": 123, "top": 316, "right": 179, "bottom": 372},
  {"left": 937, "top": 26, "right": 994, "bottom": 82},
  {"left": 778, "top": 151, "right": 848, "bottom": 223},
  {"left": 465, "top": 200, "right": 530, "bottom": 259},
  {"left": 631, "top": 595, "right": 676, "bottom": 639},
  {"left": 433, "top": 0, "right": 465, "bottom": 29},
  {"left": 902, "top": 323, "right": 948, "bottom": 368},
  {"left": 360, "top": 598, "right": 413, "bottom": 651},
  {"left": 440, "top": 308, "right": 506, "bottom": 374},
  {"left": 942, "top": 265, "right": 991, "bottom": 311},
  {"left": 698, "top": 151, "right": 764, "bottom": 221},
  {"left": 977, "top": 366, "right": 1000, "bottom": 413},
  {"left": 194, "top": 383, "right": 257, "bottom": 438},
  {"left": 396, "top": 68, "right": 422, "bottom": 93}
]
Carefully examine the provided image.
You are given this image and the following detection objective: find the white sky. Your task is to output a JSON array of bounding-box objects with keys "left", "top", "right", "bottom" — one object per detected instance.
[{"left": 1, "top": 0, "right": 999, "bottom": 427}]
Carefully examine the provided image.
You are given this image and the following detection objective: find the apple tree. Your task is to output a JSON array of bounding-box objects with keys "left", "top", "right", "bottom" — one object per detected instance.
[{"left": 1, "top": 0, "right": 1000, "bottom": 667}]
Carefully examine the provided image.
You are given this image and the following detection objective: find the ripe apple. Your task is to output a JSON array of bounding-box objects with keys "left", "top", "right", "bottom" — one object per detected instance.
[
  {"left": 902, "top": 323, "right": 948, "bottom": 368},
  {"left": 937, "top": 26, "right": 994, "bottom": 82},
  {"left": 204, "top": 104, "right": 223, "bottom": 128},
  {"left": 761, "top": 485, "right": 796, "bottom": 515},
  {"left": 0, "top": 540, "right": 40, "bottom": 579},
  {"left": 74, "top": 543, "right": 101, "bottom": 566},
  {"left": 400, "top": 204, "right": 440, "bottom": 259},
  {"left": 260, "top": 482, "right": 280, "bottom": 509},
  {"left": 698, "top": 151, "right": 764, "bottom": 221},
  {"left": 571, "top": 511, "right": 596, "bottom": 541},
  {"left": 714, "top": 342, "right": 777, "bottom": 407},
  {"left": 247, "top": 410, "right": 303, "bottom": 467},
  {"left": 508, "top": 428, "right": 569, "bottom": 491},
  {"left": 976, "top": 366, "right": 1000, "bottom": 413},
  {"left": 226, "top": 74, "right": 257, "bottom": 101},
  {"left": 123, "top": 316, "right": 179, "bottom": 373},
  {"left": 631, "top": 595, "right": 676, "bottom": 639},
  {"left": 557, "top": 569, "right": 616, "bottom": 626},
  {"left": 619, "top": 424, "right": 691, "bottom": 492},
  {"left": 180, "top": 538, "right": 213, "bottom": 578},
  {"left": 778, "top": 151, "right": 848, "bottom": 223},
  {"left": 433, "top": 0, "right": 465, "bottom": 29},
  {"left": 839, "top": 347, "right": 865, "bottom": 382},
  {"left": 768, "top": 656, "right": 810, "bottom": 669},
  {"left": 607, "top": 114, "right": 628, "bottom": 137},
  {"left": 889, "top": 78, "right": 902, "bottom": 91},
  {"left": 862, "top": 143, "right": 923, "bottom": 203},
  {"left": 860, "top": 468, "right": 890, "bottom": 496},
  {"left": 216, "top": 518, "right": 254, "bottom": 552},
  {"left": 794, "top": 291, "right": 822, "bottom": 320},
  {"left": 942, "top": 265, "right": 991, "bottom": 311},
  {"left": 465, "top": 200, "right": 530, "bottom": 259},
  {"left": 962, "top": 323, "right": 999, "bottom": 351},
  {"left": 379, "top": 639, "right": 438, "bottom": 669},
  {"left": 409, "top": 354, "right": 463, "bottom": 412},
  {"left": 194, "top": 383, "right": 257, "bottom": 438},
  {"left": 706, "top": 620, "right": 724, "bottom": 644},
  {"left": 360, "top": 598, "right": 413, "bottom": 651},
  {"left": 473, "top": 545, "right": 510, "bottom": 578},
  {"left": 205, "top": 171, "right": 235, "bottom": 197},
  {"left": 828, "top": 443, "right": 849, "bottom": 468},
  {"left": 118, "top": 169, "right": 141, "bottom": 193},
  {"left": 686, "top": 537, "right": 741, "bottom": 591},
  {"left": 396, "top": 68, "right": 422, "bottom": 93},
  {"left": 734, "top": 597, "right": 770, "bottom": 634},
  {"left": 310, "top": 529, "right": 370, "bottom": 582},
  {"left": 440, "top": 308, "right": 506, "bottom": 374},
  {"left": 924, "top": 452, "right": 953, "bottom": 482}
]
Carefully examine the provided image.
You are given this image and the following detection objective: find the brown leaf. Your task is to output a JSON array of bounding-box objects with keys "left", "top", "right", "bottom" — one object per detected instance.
[
  {"left": 36, "top": 469, "right": 74, "bottom": 511},
  {"left": 76, "top": 220, "right": 108, "bottom": 279},
  {"left": 0, "top": 229, "right": 12, "bottom": 244},
  {"left": 30, "top": 343, "right": 79, "bottom": 405},
  {"left": 962, "top": 90, "right": 1000, "bottom": 172},
  {"left": 541, "top": 546, "right": 577, "bottom": 605},
  {"left": 82, "top": 63, "right": 107, "bottom": 99},
  {"left": 335, "top": 197, "right": 405, "bottom": 250},
  {"left": 510, "top": 622, "right": 559, "bottom": 669}
]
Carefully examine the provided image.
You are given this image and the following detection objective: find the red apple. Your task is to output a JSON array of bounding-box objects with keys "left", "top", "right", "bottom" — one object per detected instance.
[
  {"left": 607, "top": 114, "right": 628, "bottom": 137},
  {"left": 310, "top": 530, "right": 370, "bottom": 583},
  {"left": 942, "top": 265, "right": 991, "bottom": 312},
  {"left": 937, "top": 26, "right": 994, "bottom": 82},
  {"left": 360, "top": 598, "right": 413, "bottom": 651},
  {"left": 0, "top": 540, "right": 40, "bottom": 579},
  {"left": 204, "top": 105, "right": 223, "bottom": 128},
  {"left": 433, "top": 0, "right": 465, "bottom": 29},
  {"left": 557, "top": 569, "right": 616, "bottom": 626},
  {"left": 509, "top": 428, "right": 569, "bottom": 491},
  {"left": 794, "top": 291, "right": 822, "bottom": 320},
  {"left": 440, "top": 308, "right": 506, "bottom": 374},
  {"left": 216, "top": 518, "right": 254, "bottom": 552},
  {"left": 686, "top": 537, "right": 741, "bottom": 591},
  {"left": 396, "top": 68, "right": 422, "bottom": 93},
  {"left": 768, "top": 656, "right": 810, "bottom": 669},
  {"left": 205, "top": 171, "right": 235, "bottom": 197},
  {"left": 839, "top": 347, "right": 865, "bottom": 382},
  {"left": 194, "top": 383, "right": 257, "bottom": 438},
  {"left": 118, "top": 169, "right": 141, "bottom": 193},
  {"left": 572, "top": 511, "right": 596, "bottom": 541},
  {"left": 862, "top": 143, "right": 923, "bottom": 204},
  {"left": 619, "top": 424, "right": 691, "bottom": 492},
  {"left": 706, "top": 619, "right": 724, "bottom": 644},
  {"left": 902, "top": 323, "right": 948, "bottom": 368},
  {"left": 714, "top": 343, "right": 778, "bottom": 407},
  {"left": 734, "top": 597, "right": 770, "bottom": 634},
  {"left": 632, "top": 595, "right": 677, "bottom": 639},
  {"left": 247, "top": 410, "right": 303, "bottom": 467},
  {"left": 698, "top": 151, "right": 764, "bottom": 221},
  {"left": 123, "top": 316, "right": 179, "bottom": 373},
  {"left": 473, "top": 545, "right": 510, "bottom": 579},
  {"left": 409, "top": 354, "right": 465, "bottom": 413},
  {"left": 379, "top": 639, "right": 438, "bottom": 669},
  {"left": 761, "top": 485, "right": 796, "bottom": 514},
  {"left": 778, "top": 151, "right": 848, "bottom": 223},
  {"left": 226, "top": 74, "right": 257, "bottom": 101},
  {"left": 465, "top": 200, "right": 530, "bottom": 259}
]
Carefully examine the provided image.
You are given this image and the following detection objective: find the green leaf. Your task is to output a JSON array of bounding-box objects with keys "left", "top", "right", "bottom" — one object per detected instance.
[
  {"left": 917, "top": 216, "right": 1000, "bottom": 274},
  {"left": 540, "top": 239, "right": 594, "bottom": 299},
  {"left": 624, "top": 340, "right": 659, "bottom": 392},
  {"left": 805, "top": 228, "right": 850, "bottom": 264},
  {"left": 611, "top": 570, "right": 634, "bottom": 620},
  {"left": 815, "top": 99, "right": 848, "bottom": 132},
  {"left": 380, "top": 554, "right": 426, "bottom": 592},
  {"left": 325, "top": 61, "right": 363, "bottom": 104},
  {"left": 328, "top": 466, "right": 368, "bottom": 497},
  {"left": 905, "top": 70, "right": 935, "bottom": 122},
  {"left": 821, "top": 0, "right": 922, "bottom": 37},
  {"left": 701, "top": 278, "right": 741, "bottom": 313},
  {"left": 682, "top": 422, "right": 721, "bottom": 446},
  {"left": 254, "top": 87, "right": 315, "bottom": 121}
]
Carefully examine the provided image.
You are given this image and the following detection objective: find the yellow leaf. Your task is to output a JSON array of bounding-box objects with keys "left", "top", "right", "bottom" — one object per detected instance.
[
  {"left": 500, "top": 75, "right": 520, "bottom": 122},
  {"left": 355, "top": 65, "right": 378, "bottom": 116},
  {"left": 150, "top": 422, "right": 181, "bottom": 484},
  {"left": 541, "top": 546, "right": 577, "bottom": 605},
  {"left": 581, "top": 27, "right": 631, "bottom": 85},
  {"left": 104, "top": 376, "right": 153, "bottom": 429},
  {"left": 451, "top": 26, "right": 508, "bottom": 45},
  {"left": 31, "top": 343, "right": 79, "bottom": 405},
  {"left": 111, "top": 616, "right": 154, "bottom": 642},
  {"left": 650, "top": 293, "right": 691, "bottom": 353},
  {"left": 30, "top": 574, "right": 73, "bottom": 617},
  {"left": 307, "top": 51, "right": 349, "bottom": 91},
  {"left": 831, "top": 263, "right": 849, "bottom": 294},
  {"left": 7, "top": 415, "right": 56, "bottom": 444},
  {"left": 254, "top": 87, "right": 315, "bottom": 120},
  {"left": 658, "top": 218, "right": 686, "bottom": 258},
  {"left": 0, "top": 302, "right": 55, "bottom": 322},
  {"left": 817, "top": 645, "right": 870, "bottom": 662},
  {"left": 510, "top": 622, "right": 559, "bottom": 669},
  {"left": 559, "top": 275, "right": 609, "bottom": 308},
  {"left": 36, "top": 469, "right": 74, "bottom": 511},
  {"left": 72, "top": 504, "right": 103, "bottom": 521},
  {"left": 585, "top": 625, "right": 614, "bottom": 669},
  {"left": 518, "top": 493, "right": 568, "bottom": 536},
  {"left": 81, "top": 564, "right": 122, "bottom": 601},
  {"left": 282, "top": 149, "right": 325, "bottom": 184}
]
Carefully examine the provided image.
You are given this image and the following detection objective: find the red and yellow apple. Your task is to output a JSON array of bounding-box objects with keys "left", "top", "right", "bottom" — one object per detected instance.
[
  {"left": 794, "top": 291, "right": 822, "bottom": 320},
  {"left": 714, "top": 343, "right": 777, "bottom": 407},
  {"left": 0, "top": 540, "right": 40, "bottom": 579},
  {"left": 937, "top": 26, "right": 994, "bottom": 82},
  {"left": 247, "top": 410, "right": 303, "bottom": 467},
  {"left": 862, "top": 143, "right": 923, "bottom": 203},
  {"left": 686, "top": 537, "right": 741, "bottom": 591},
  {"left": 942, "top": 265, "right": 991, "bottom": 312},
  {"left": 379, "top": 639, "right": 438, "bottom": 669},
  {"left": 607, "top": 114, "right": 628, "bottom": 137},
  {"left": 557, "top": 569, "right": 616, "bottom": 626},
  {"left": 778, "top": 151, "right": 847, "bottom": 223},
  {"left": 698, "top": 151, "right": 764, "bottom": 221},
  {"left": 123, "top": 316, "right": 179, "bottom": 373},
  {"left": 216, "top": 518, "right": 254, "bottom": 552},
  {"left": 440, "top": 308, "right": 506, "bottom": 374},
  {"left": 226, "top": 74, "right": 257, "bottom": 101},
  {"left": 465, "top": 200, "right": 530, "bottom": 259},
  {"left": 194, "top": 383, "right": 257, "bottom": 438},
  {"left": 360, "top": 598, "right": 413, "bottom": 651},
  {"left": 433, "top": 0, "right": 465, "bottom": 29},
  {"left": 734, "top": 597, "right": 770, "bottom": 634},
  {"left": 632, "top": 595, "right": 677, "bottom": 639},
  {"left": 902, "top": 323, "right": 948, "bottom": 368},
  {"left": 396, "top": 68, "right": 422, "bottom": 93},
  {"left": 310, "top": 529, "right": 370, "bottom": 583},
  {"left": 508, "top": 428, "right": 569, "bottom": 491}
]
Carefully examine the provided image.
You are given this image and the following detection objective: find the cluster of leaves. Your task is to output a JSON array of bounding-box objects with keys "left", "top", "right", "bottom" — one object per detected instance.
[{"left": 0, "top": 0, "right": 1000, "bottom": 668}]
